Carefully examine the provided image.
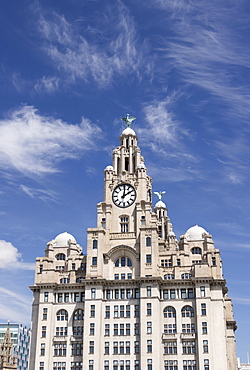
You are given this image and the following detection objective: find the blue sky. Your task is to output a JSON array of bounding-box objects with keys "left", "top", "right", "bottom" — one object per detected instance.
[{"left": 0, "top": 0, "right": 249, "bottom": 361}]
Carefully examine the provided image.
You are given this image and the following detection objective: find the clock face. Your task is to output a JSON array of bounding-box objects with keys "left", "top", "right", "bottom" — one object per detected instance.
[{"left": 112, "top": 184, "right": 136, "bottom": 208}]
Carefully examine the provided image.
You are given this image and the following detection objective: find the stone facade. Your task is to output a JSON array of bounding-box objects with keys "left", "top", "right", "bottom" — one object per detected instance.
[{"left": 29, "top": 125, "right": 237, "bottom": 370}]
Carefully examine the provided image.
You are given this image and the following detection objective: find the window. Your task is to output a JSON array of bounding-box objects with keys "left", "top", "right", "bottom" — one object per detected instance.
[
  {"left": 147, "top": 359, "right": 152, "bottom": 370},
  {"left": 135, "top": 360, "right": 140, "bottom": 370},
  {"left": 53, "top": 363, "right": 66, "bottom": 370},
  {"left": 147, "top": 286, "right": 151, "bottom": 297},
  {"left": 134, "top": 341, "right": 139, "bottom": 353},
  {"left": 182, "top": 341, "right": 196, "bottom": 354},
  {"left": 188, "top": 288, "right": 194, "bottom": 299},
  {"left": 134, "top": 323, "right": 139, "bottom": 335},
  {"left": 191, "top": 247, "right": 201, "bottom": 254},
  {"left": 56, "top": 327, "right": 67, "bottom": 336},
  {"left": 102, "top": 218, "right": 106, "bottom": 229},
  {"left": 92, "top": 257, "right": 97, "bottom": 266},
  {"left": 44, "top": 292, "right": 49, "bottom": 302},
  {"left": 43, "top": 308, "right": 47, "bottom": 320},
  {"left": 183, "top": 360, "right": 196, "bottom": 370},
  {"left": 201, "top": 303, "right": 206, "bottom": 316},
  {"left": 146, "top": 237, "right": 151, "bottom": 247},
  {"left": 126, "top": 305, "right": 131, "bottom": 317},
  {"left": 89, "top": 341, "right": 94, "bottom": 354},
  {"left": 164, "top": 324, "right": 176, "bottom": 334},
  {"left": 127, "top": 273, "right": 132, "bottom": 279},
  {"left": 104, "top": 360, "right": 109, "bottom": 370},
  {"left": 182, "top": 324, "right": 195, "bottom": 333},
  {"left": 181, "top": 306, "right": 194, "bottom": 317},
  {"left": 64, "top": 293, "right": 69, "bottom": 302},
  {"left": 72, "top": 342, "right": 83, "bottom": 356},
  {"left": 73, "top": 326, "right": 83, "bottom": 336},
  {"left": 147, "top": 340, "right": 152, "bottom": 353},
  {"left": 177, "top": 258, "right": 181, "bottom": 266},
  {"left": 164, "top": 306, "right": 176, "bottom": 318},
  {"left": 120, "top": 216, "right": 129, "bottom": 233},
  {"left": 40, "top": 343, "right": 45, "bottom": 356},
  {"left": 106, "top": 289, "right": 111, "bottom": 299},
  {"left": 164, "top": 341, "right": 177, "bottom": 354},
  {"left": 203, "top": 340, "right": 208, "bottom": 353},
  {"left": 161, "top": 259, "right": 172, "bottom": 267},
  {"left": 76, "top": 277, "right": 84, "bottom": 283},
  {"left": 71, "top": 362, "right": 83, "bottom": 370},
  {"left": 147, "top": 303, "right": 152, "bottom": 316},
  {"left": 105, "top": 342, "right": 109, "bottom": 354},
  {"left": 74, "top": 293, "right": 80, "bottom": 302},
  {"left": 181, "top": 273, "right": 192, "bottom": 279},
  {"left": 146, "top": 254, "right": 152, "bottom": 264},
  {"left": 113, "top": 341, "right": 118, "bottom": 354},
  {"left": 135, "top": 289, "right": 140, "bottom": 298},
  {"left": 200, "top": 286, "right": 206, "bottom": 297},
  {"left": 91, "top": 288, "right": 96, "bottom": 299},
  {"left": 57, "top": 309, "right": 68, "bottom": 321},
  {"left": 164, "top": 274, "right": 175, "bottom": 280},
  {"left": 164, "top": 360, "right": 178, "bottom": 370},
  {"left": 105, "top": 324, "right": 110, "bottom": 336},
  {"left": 72, "top": 263, "right": 76, "bottom": 270},
  {"left": 56, "top": 253, "right": 66, "bottom": 260},
  {"left": 81, "top": 263, "right": 86, "bottom": 270},
  {"left": 126, "top": 323, "right": 130, "bottom": 335},
  {"left": 202, "top": 322, "right": 207, "bottom": 334},
  {"left": 120, "top": 341, "right": 124, "bottom": 354},
  {"left": 126, "top": 289, "right": 132, "bottom": 299},
  {"left": 212, "top": 257, "right": 216, "bottom": 266},
  {"left": 93, "top": 240, "right": 98, "bottom": 249},
  {"left": 115, "top": 290, "right": 119, "bottom": 299},
  {"left": 120, "top": 323, "right": 124, "bottom": 335},
  {"left": 90, "top": 305, "right": 95, "bottom": 317},
  {"left": 163, "top": 290, "right": 169, "bottom": 299},
  {"left": 41, "top": 326, "right": 46, "bottom": 338},
  {"left": 60, "top": 278, "right": 70, "bottom": 284},
  {"left": 54, "top": 343, "right": 67, "bottom": 356},
  {"left": 74, "top": 309, "right": 84, "bottom": 321},
  {"left": 170, "top": 289, "right": 176, "bottom": 299},
  {"left": 39, "top": 362, "right": 44, "bottom": 370},
  {"left": 58, "top": 293, "right": 63, "bottom": 303},
  {"left": 141, "top": 216, "right": 146, "bottom": 225},
  {"left": 105, "top": 306, "right": 110, "bottom": 318},
  {"left": 147, "top": 322, "right": 152, "bottom": 334},
  {"left": 121, "top": 273, "right": 126, "bottom": 280},
  {"left": 120, "top": 305, "right": 125, "bottom": 317},
  {"left": 114, "top": 324, "right": 118, "bottom": 336},
  {"left": 114, "top": 274, "right": 119, "bottom": 280},
  {"left": 39, "top": 264, "right": 43, "bottom": 273},
  {"left": 89, "top": 360, "right": 94, "bottom": 370},
  {"left": 114, "top": 305, "right": 119, "bottom": 317},
  {"left": 181, "top": 289, "right": 187, "bottom": 299},
  {"left": 204, "top": 359, "right": 209, "bottom": 370},
  {"left": 90, "top": 323, "right": 95, "bottom": 335}
]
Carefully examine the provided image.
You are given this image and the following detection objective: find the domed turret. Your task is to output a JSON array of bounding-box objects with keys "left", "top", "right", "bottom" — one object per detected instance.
[
  {"left": 54, "top": 232, "right": 76, "bottom": 247},
  {"left": 121, "top": 127, "right": 136, "bottom": 136},
  {"left": 185, "top": 225, "right": 208, "bottom": 241},
  {"left": 154, "top": 200, "right": 167, "bottom": 209}
]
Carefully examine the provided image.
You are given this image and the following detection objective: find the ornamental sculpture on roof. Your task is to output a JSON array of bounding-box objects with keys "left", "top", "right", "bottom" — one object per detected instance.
[
  {"left": 121, "top": 114, "right": 136, "bottom": 127},
  {"left": 154, "top": 191, "right": 166, "bottom": 200}
]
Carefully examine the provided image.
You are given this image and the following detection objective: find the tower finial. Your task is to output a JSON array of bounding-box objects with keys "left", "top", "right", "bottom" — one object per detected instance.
[
  {"left": 154, "top": 191, "right": 166, "bottom": 200},
  {"left": 121, "top": 114, "right": 136, "bottom": 128}
]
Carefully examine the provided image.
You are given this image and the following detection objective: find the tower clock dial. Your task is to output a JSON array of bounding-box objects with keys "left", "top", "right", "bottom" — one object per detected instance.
[{"left": 112, "top": 184, "right": 136, "bottom": 208}]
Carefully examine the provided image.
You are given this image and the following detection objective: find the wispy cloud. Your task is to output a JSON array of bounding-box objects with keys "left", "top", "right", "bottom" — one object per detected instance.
[
  {"left": 0, "top": 240, "right": 35, "bottom": 270},
  {"left": 37, "top": 2, "right": 150, "bottom": 88},
  {"left": 0, "top": 287, "right": 31, "bottom": 324},
  {"left": 34, "top": 76, "right": 60, "bottom": 94},
  {"left": 0, "top": 105, "right": 102, "bottom": 176},
  {"left": 232, "top": 297, "right": 250, "bottom": 306},
  {"left": 20, "top": 184, "right": 57, "bottom": 202}
]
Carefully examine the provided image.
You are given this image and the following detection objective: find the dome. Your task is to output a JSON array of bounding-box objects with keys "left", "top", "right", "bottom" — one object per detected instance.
[
  {"left": 168, "top": 231, "right": 176, "bottom": 237},
  {"left": 121, "top": 127, "right": 136, "bottom": 136},
  {"left": 185, "top": 225, "right": 208, "bottom": 241},
  {"left": 154, "top": 200, "right": 167, "bottom": 209},
  {"left": 137, "top": 163, "right": 146, "bottom": 169},
  {"left": 54, "top": 232, "right": 76, "bottom": 247},
  {"left": 105, "top": 165, "right": 114, "bottom": 171}
]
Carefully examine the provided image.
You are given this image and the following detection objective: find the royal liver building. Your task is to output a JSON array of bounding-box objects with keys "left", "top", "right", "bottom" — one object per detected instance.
[{"left": 29, "top": 117, "right": 237, "bottom": 370}]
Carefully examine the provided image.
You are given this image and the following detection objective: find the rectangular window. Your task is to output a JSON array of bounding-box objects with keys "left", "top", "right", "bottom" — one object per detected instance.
[
  {"left": 120, "top": 323, "right": 124, "bottom": 335},
  {"left": 126, "top": 305, "right": 131, "bottom": 317},
  {"left": 146, "top": 254, "right": 152, "bottom": 264},
  {"left": 43, "top": 308, "right": 47, "bottom": 320},
  {"left": 202, "top": 322, "right": 207, "bottom": 334},
  {"left": 201, "top": 286, "right": 206, "bottom": 297},
  {"left": 203, "top": 340, "right": 208, "bottom": 353},
  {"left": 44, "top": 292, "right": 48, "bottom": 302},
  {"left": 134, "top": 341, "right": 139, "bottom": 354},
  {"left": 89, "top": 341, "right": 94, "bottom": 354},
  {"left": 115, "top": 289, "right": 119, "bottom": 299},
  {"left": 126, "top": 341, "right": 130, "bottom": 354},
  {"left": 181, "top": 289, "right": 187, "bottom": 299},
  {"left": 188, "top": 288, "right": 194, "bottom": 299},
  {"left": 105, "top": 342, "right": 109, "bottom": 354},
  {"left": 212, "top": 257, "right": 216, "bottom": 266},
  {"left": 121, "top": 289, "right": 125, "bottom": 299},
  {"left": 73, "top": 326, "right": 83, "bottom": 336},
  {"left": 41, "top": 326, "right": 46, "bottom": 338},
  {"left": 204, "top": 359, "right": 209, "bottom": 370},
  {"left": 114, "top": 324, "right": 118, "bottom": 336},
  {"left": 164, "top": 324, "right": 176, "bottom": 334},
  {"left": 127, "top": 273, "right": 132, "bottom": 279},
  {"left": 147, "top": 322, "right": 152, "bottom": 334},
  {"left": 56, "top": 327, "right": 67, "bottom": 336},
  {"left": 106, "top": 289, "right": 111, "bottom": 299},
  {"left": 134, "top": 305, "right": 140, "bottom": 317},
  {"left": 170, "top": 289, "right": 176, "bottom": 299},
  {"left": 147, "top": 286, "right": 151, "bottom": 297},
  {"left": 72, "top": 263, "right": 76, "bottom": 270},
  {"left": 74, "top": 292, "right": 80, "bottom": 302},
  {"left": 92, "top": 257, "right": 97, "bottom": 266},
  {"left": 164, "top": 341, "right": 177, "bottom": 354},
  {"left": 120, "top": 305, "right": 125, "bottom": 317},
  {"left": 182, "top": 323, "right": 195, "bottom": 333},
  {"left": 147, "top": 340, "right": 152, "bottom": 353},
  {"left": 126, "top": 323, "right": 130, "bottom": 335},
  {"left": 105, "top": 306, "right": 110, "bottom": 318},
  {"left": 147, "top": 359, "right": 152, "bottom": 370},
  {"left": 120, "top": 341, "right": 124, "bottom": 354},
  {"left": 134, "top": 323, "right": 139, "bottom": 335},
  {"left": 90, "top": 305, "right": 95, "bottom": 317},
  {"left": 105, "top": 324, "right": 110, "bottom": 336},
  {"left": 147, "top": 303, "right": 152, "bottom": 316},
  {"left": 114, "top": 305, "right": 119, "bottom": 318},
  {"left": 81, "top": 292, "right": 85, "bottom": 302},
  {"left": 121, "top": 273, "right": 126, "bottom": 280},
  {"left": 89, "top": 359, "right": 94, "bottom": 370},
  {"left": 135, "top": 289, "right": 140, "bottom": 298},
  {"left": 40, "top": 343, "right": 45, "bottom": 356},
  {"left": 163, "top": 290, "right": 169, "bottom": 299},
  {"left": 90, "top": 323, "right": 95, "bottom": 335},
  {"left": 114, "top": 274, "right": 119, "bottom": 280},
  {"left": 126, "top": 289, "right": 132, "bottom": 299},
  {"left": 201, "top": 303, "right": 206, "bottom": 316},
  {"left": 64, "top": 293, "right": 69, "bottom": 303},
  {"left": 54, "top": 343, "right": 67, "bottom": 356},
  {"left": 71, "top": 342, "right": 83, "bottom": 356},
  {"left": 182, "top": 341, "right": 196, "bottom": 354},
  {"left": 113, "top": 341, "right": 118, "bottom": 354},
  {"left": 39, "top": 362, "right": 44, "bottom": 370},
  {"left": 177, "top": 258, "right": 181, "bottom": 266},
  {"left": 58, "top": 293, "right": 63, "bottom": 303},
  {"left": 91, "top": 288, "right": 96, "bottom": 299}
]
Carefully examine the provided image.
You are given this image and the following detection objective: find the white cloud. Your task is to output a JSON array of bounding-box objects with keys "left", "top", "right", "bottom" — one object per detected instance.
[
  {"left": 34, "top": 76, "right": 60, "bottom": 94},
  {"left": 20, "top": 184, "right": 57, "bottom": 202},
  {"left": 0, "top": 105, "right": 102, "bottom": 176},
  {"left": 0, "top": 240, "right": 35, "bottom": 270},
  {"left": 37, "top": 3, "right": 150, "bottom": 88},
  {"left": 0, "top": 287, "right": 31, "bottom": 324}
]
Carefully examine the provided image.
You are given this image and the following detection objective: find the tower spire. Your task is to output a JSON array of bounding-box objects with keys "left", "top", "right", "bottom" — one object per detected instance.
[{"left": 0, "top": 322, "right": 17, "bottom": 370}]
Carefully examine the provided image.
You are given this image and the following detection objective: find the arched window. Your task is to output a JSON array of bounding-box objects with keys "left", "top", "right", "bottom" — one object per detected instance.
[
  {"left": 73, "top": 309, "right": 84, "bottom": 321},
  {"left": 146, "top": 237, "right": 151, "bottom": 247},
  {"left": 191, "top": 247, "right": 202, "bottom": 254},
  {"left": 164, "top": 274, "right": 175, "bottom": 280},
  {"left": 57, "top": 309, "right": 68, "bottom": 321},
  {"left": 92, "top": 240, "right": 98, "bottom": 249},
  {"left": 181, "top": 306, "right": 194, "bottom": 317},
  {"left": 127, "top": 258, "right": 132, "bottom": 267},
  {"left": 181, "top": 273, "right": 192, "bottom": 279},
  {"left": 56, "top": 253, "right": 66, "bottom": 260},
  {"left": 114, "top": 258, "right": 132, "bottom": 267},
  {"left": 60, "top": 278, "right": 70, "bottom": 284},
  {"left": 163, "top": 306, "right": 176, "bottom": 318}
]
